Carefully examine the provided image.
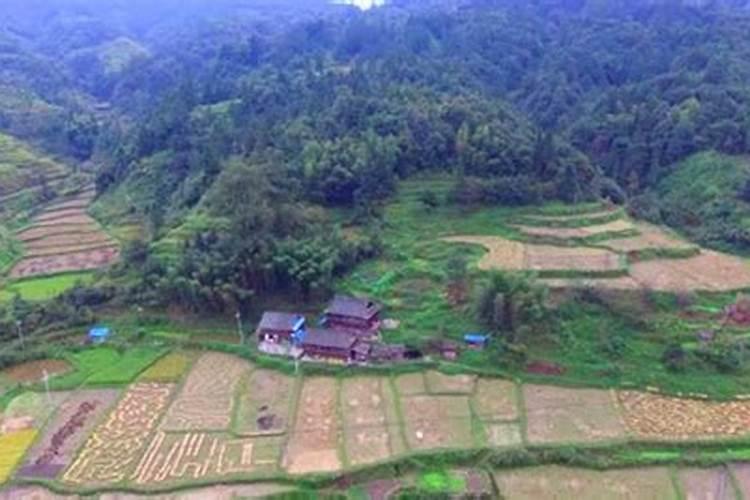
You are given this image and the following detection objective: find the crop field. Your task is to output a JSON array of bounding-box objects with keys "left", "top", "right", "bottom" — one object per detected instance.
[
  {"left": 678, "top": 467, "right": 735, "bottom": 500},
  {"left": 523, "top": 385, "right": 626, "bottom": 445},
  {"left": 2, "top": 359, "right": 71, "bottom": 383},
  {"left": 514, "top": 219, "right": 634, "bottom": 239},
  {"left": 132, "top": 431, "right": 284, "bottom": 486},
  {"left": 492, "top": 466, "right": 677, "bottom": 499},
  {"left": 425, "top": 371, "right": 476, "bottom": 395},
  {"left": 0, "top": 429, "right": 38, "bottom": 484},
  {"left": 472, "top": 379, "right": 519, "bottom": 422},
  {"left": 3, "top": 391, "right": 71, "bottom": 431},
  {"left": 629, "top": 250, "right": 750, "bottom": 292},
  {"left": 394, "top": 372, "right": 428, "bottom": 396},
  {"left": 441, "top": 236, "right": 525, "bottom": 270},
  {"left": 161, "top": 353, "right": 249, "bottom": 432},
  {"left": 283, "top": 377, "right": 342, "bottom": 475},
  {"left": 49, "top": 347, "right": 168, "bottom": 389},
  {"left": 618, "top": 391, "right": 750, "bottom": 440},
  {"left": 9, "top": 189, "right": 119, "bottom": 279},
  {"left": 62, "top": 383, "right": 174, "bottom": 485},
  {"left": 340, "top": 377, "right": 394, "bottom": 467},
  {"left": 601, "top": 223, "right": 695, "bottom": 253},
  {"left": 0, "top": 272, "right": 95, "bottom": 302},
  {"left": 18, "top": 390, "right": 119, "bottom": 479},
  {"left": 235, "top": 369, "right": 296, "bottom": 436},
  {"left": 401, "top": 394, "right": 474, "bottom": 451},
  {"left": 138, "top": 352, "right": 193, "bottom": 383}
]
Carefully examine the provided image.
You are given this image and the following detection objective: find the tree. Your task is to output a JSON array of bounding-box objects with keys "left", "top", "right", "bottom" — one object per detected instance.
[{"left": 419, "top": 190, "right": 440, "bottom": 211}]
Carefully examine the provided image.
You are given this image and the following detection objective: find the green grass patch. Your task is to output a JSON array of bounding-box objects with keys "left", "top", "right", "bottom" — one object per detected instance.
[
  {"left": 50, "top": 346, "right": 167, "bottom": 389},
  {"left": 0, "top": 271, "right": 95, "bottom": 303},
  {"left": 514, "top": 209, "right": 624, "bottom": 228},
  {"left": 417, "top": 470, "right": 466, "bottom": 493}
]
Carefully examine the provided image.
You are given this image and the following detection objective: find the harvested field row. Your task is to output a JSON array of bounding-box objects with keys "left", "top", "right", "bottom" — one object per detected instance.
[
  {"left": 33, "top": 208, "right": 87, "bottom": 223},
  {"left": 25, "top": 242, "right": 117, "bottom": 259},
  {"left": 44, "top": 199, "right": 91, "bottom": 212},
  {"left": 443, "top": 236, "right": 622, "bottom": 273},
  {"left": 32, "top": 214, "right": 97, "bottom": 227},
  {"left": 19, "top": 390, "right": 120, "bottom": 479},
  {"left": 629, "top": 250, "right": 750, "bottom": 292},
  {"left": 16, "top": 224, "right": 101, "bottom": 242},
  {"left": 618, "top": 391, "right": 750, "bottom": 439},
  {"left": 62, "top": 383, "right": 174, "bottom": 485},
  {"left": 161, "top": 353, "right": 249, "bottom": 432},
  {"left": 10, "top": 247, "right": 119, "bottom": 278},
  {"left": 514, "top": 219, "right": 634, "bottom": 239},
  {"left": 24, "top": 232, "right": 114, "bottom": 251},
  {"left": 601, "top": 223, "right": 694, "bottom": 253},
  {"left": 132, "top": 431, "right": 283, "bottom": 486}
]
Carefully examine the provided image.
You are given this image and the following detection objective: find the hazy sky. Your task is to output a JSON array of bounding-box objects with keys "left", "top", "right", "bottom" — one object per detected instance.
[{"left": 344, "top": 0, "right": 385, "bottom": 9}]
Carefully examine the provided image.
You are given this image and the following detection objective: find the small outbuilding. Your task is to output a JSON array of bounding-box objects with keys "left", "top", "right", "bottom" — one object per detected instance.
[
  {"left": 464, "top": 334, "right": 489, "bottom": 349},
  {"left": 324, "top": 295, "right": 381, "bottom": 336},
  {"left": 88, "top": 326, "right": 112, "bottom": 344},
  {"left": 257, "top": 312, "right": 306, "bottom": 344}
]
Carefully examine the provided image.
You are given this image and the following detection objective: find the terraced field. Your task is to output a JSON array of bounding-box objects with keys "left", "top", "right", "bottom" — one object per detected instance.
[
  {"left": 9, "top": 188, "right": 120, "bottom": 279},
  {"left": 5, "top": 350, "right": 750, "bottom": 495}
]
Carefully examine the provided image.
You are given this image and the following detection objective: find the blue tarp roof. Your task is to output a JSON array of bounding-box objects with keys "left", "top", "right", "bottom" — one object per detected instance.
[
  {"left": 89, "top": 327, "right": 111, "bottom": 338},
  {"left": 464, "top": 334, "right": 488, "bottom": 343}
]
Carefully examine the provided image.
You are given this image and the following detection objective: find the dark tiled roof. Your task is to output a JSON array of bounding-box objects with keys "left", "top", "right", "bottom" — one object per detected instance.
[
  {"left": 301, "top": 328, "right": 357, "bottom": 350},
  {"left": 325, "top": 295, "right": 381, "bottom": 320},
  {"left": 258, "top": 312, "right": 305, "bottom": 332}
]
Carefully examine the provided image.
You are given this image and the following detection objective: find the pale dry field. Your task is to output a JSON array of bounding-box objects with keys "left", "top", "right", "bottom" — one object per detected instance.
[
  {"left": 401, "top": 394, "right": 474, "bottom": 451},
  {"left": 602, "top": 223, "right": 694, "bottom": 253},
  {"left": 630, "top": 250, "right": 750, "bottom": 292},
  {"left": 425, "top": 371, "right": 476, "bottom": 395},
  {"left": 340, "top": 377, "right": 393, "bottom": 467},
  {"left": 442, "top": 236, "right": 525, "bottom": 270}
]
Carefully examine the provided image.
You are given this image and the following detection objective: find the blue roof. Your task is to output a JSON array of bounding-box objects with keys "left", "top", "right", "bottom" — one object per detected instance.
[
  {"left": 464, "top": 334, "right": 488, "bottom": 343},
  {"left": 89, "top": 327, "right": 111, "bottom": 338}
]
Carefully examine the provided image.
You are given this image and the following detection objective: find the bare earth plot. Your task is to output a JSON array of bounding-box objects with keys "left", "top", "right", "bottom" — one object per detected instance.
[
  {"left": 630, "top": 250, "right": 750, "bottom": 292},
  {"left": 394, "top": 372, "right": 428, "bottom": 396},
  {"left": 400, "top": 394, "right": 474, "bottom": 451},
  {"left": 602, "top": 222, "right": 695, "bottom": 253},
  {"left": 2, "top": 359, "right": 71, "bottom": 383},
  {"left": 473, "top": 379, "right": 523, "bottom": 448},
  {"left": 514, "top": 219, "right": 634, "bottom": 239},
  {"left": 730, "top": 464, "right": 750, "bottom": 498},
  {"left": 283, "top": 377, "right": 342, "bottom": 475},
  {"left": 10, "top": 190, "right": 119, "bottom": 279},
  {"left": 235, "top": 369, "right": 297, "bottom": 436},
  {"left": 340, "top": 377, "right": 393, "bottom": 467},
  {"left": 425, "top": 371, "right": 476, "bottom": 395},
  {"left": 442, "top": 236, "right": 622, "bottom": 273},
  {"left": 62, "top": 383, "right": 174, "bottom": 486},
  {"left": 493, "top": 466, "right": 677, "bottom": 500},
  {"left": 523, "top": 385, "right": 627, "bottom": 445},
  {"left": 618, "top": 391, "right": 750, "bottom": 440},
  {"left": 160, "top": 353, "right": 249, "bottom": 432},
  {"left": 18, "top": 389, "right": 120, "bottom": 479},
  {"left": 678, "top": 467, "right": 736, "bottom": 500}
]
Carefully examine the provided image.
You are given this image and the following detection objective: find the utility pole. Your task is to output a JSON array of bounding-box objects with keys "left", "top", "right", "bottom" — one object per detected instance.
[
  {"left": 16, "top": 320, "right": 24, "bottom": 350},
  {"left": 235, "top": 311, "right": 245, "bottom": 345},
  {"left": 42, "top": 369, "right": 51, "bottom": 406}
]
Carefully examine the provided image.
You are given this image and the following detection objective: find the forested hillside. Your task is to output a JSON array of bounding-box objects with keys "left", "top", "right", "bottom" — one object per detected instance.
[{"left": 3, "top": 0, "right": 750, "bottom": 312}]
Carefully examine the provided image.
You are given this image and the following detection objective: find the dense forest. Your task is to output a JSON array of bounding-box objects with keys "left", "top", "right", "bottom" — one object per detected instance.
[{"left": 3, "top": 0, "right": 750, "bottom": 314}]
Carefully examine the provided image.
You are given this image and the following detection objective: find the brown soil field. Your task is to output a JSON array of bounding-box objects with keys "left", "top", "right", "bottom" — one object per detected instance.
[
  {"left": 425, "top": 371, "right": 476, "bottom": 395},
  {"left": 25, "top": 242, "right": 117, "bottom": 259},
  {"left": 678, "top": 467, "right": 736, "bottom": 500},
  {"left": 2, "top": 359, "right": 71, "bottom": 383},
  {"left": 493, "top": 466, "right": 677, "bottom": 499},
  {"left": 18, "top": 389, "right": 120, "bottom": 479},
  {"left": 32, "top": 215, "right": 94, "bottom": 227},
  {"left": 16, "top": 224, "right": 100, "bottom": 242},
  {"left": 525, "top": 245, "right": 622, "bottom": 272},
  {"left": 630, "top": 250, "right": 750, "bottom": 292},
  {"left": 340, "top": 377, "right": 393, "bottom": 467},
  {"left": 515, "top": 219, "right": 634, "bottom": 239},
  {"left": 473, "top": 379, "right": 519, "bottom": 422},
  {"left": 132, "top": 431, "right": 283, "bottom": 485},
  {"left": 394, "top": 372, "right": 428, "bottom": 396},
  {"left": 729, "top": 463, "right": 750, "bottom": 498},
  {"left": 284, "top": 377, "right": 342, "bottom": 475},
  {"left": 442, "top": 236, "right": 525, "bottom": 270},
  {"left": 33, "top": 208, "right": 87, "bottom": 223},
  {"left": 161, "top": 353, "right": 249, "bottom": 432},
  {"left": 24, "top": 232, "right": 114, "bottom": 251},
  {"left": 618, "top": 391, "right": 750, "bottom": 439},
  {"left": 523, "top": 385, "right": 627, "bottom": 445},
  {"left": 63, "top": 383, "right": 174, "bottom": 485},
  {"left": 11, "top": 247, "right": 119, "bottom": 278},
  {"left": 235, "top": 369, "right": 296, "bottom": 436},
  {"left": 602, "top": 223, "right": 694, "bottom": 253},
  {"left": 401, "top": 395, "right": 474, "bottom": 451}
]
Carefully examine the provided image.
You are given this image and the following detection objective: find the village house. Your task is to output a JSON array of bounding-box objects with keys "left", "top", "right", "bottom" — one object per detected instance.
[
  {"left": 297, "top": 328, "right": 359, "bottom": 362},
  {"left": 324, "top": 295, "right": 382, "bottom": 336},
  {"left": 256, "top": 312, "right": 305, "bottom": 344}
]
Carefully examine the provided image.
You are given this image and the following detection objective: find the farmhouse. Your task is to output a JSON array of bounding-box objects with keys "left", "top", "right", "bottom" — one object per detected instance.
[
  {"left": 324, "top": 295, "right": 381, "bottom": 336},
  {"left": 298, "top": 328, "right": 358, "bottom": 362},
  {"left": 256, "top": 312, "right": 305, "bottom": 344}
]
